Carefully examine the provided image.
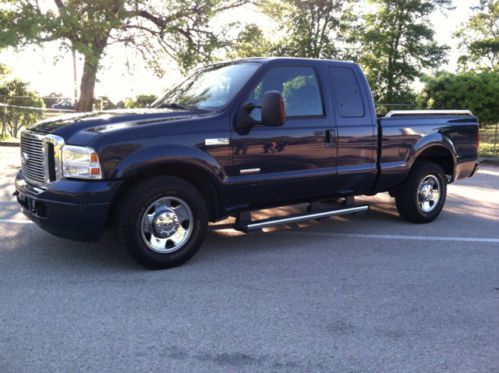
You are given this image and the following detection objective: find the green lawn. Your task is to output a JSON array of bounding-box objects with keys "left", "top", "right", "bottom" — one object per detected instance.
[
  {"left": 0, "top": 133, "right": 19, "bottom": 143},
  {"left": 480, "top": 125, "right": 498, "bottom": 157}
]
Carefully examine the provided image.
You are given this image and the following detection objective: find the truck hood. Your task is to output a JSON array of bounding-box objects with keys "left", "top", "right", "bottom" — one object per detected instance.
[{"left": 30, "top": 108, "right": 202, "bottom": 138}]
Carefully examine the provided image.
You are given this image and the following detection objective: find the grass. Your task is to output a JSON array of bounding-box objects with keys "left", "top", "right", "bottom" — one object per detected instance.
[
  {"left": 480, "top": 124, "right": 498, "bottom": 157},
  {"left": 0, "top": 134, "right": 19, "bottom": 143},
  {"left": 480, "top": 143, "right": 497, "bottom": 157}
]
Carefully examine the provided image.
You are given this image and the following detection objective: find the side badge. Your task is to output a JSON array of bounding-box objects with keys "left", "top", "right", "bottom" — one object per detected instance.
[
  {"left": 205, "top": 138, "right": 230, "bottom": 146},
  {"left": 240, "top": 168, "right": 260, "bottom": 175}
]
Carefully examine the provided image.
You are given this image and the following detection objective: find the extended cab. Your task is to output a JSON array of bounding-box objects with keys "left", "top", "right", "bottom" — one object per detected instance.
[{"left": 14, "top": 58, "right": 479, "bottom": 268}]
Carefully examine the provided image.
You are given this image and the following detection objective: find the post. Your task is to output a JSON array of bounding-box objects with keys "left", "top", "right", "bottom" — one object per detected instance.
[
  {"left": 72, "top": 47, "right": 78, "bottom": 106},
  {"left": 2, "top": 96, "right": 7, "bottom": 138},
  {"left": 494, "top": 122, "right": 498, "bottom": 157}
]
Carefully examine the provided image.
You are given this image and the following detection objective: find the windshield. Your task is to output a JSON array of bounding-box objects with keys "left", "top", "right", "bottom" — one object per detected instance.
[{"left": 153, "top": 62, "right": 261, "bottom": 110}]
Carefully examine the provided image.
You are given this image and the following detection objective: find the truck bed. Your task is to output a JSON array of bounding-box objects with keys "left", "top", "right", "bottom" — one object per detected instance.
[{"left": 374, "top": 112, "right": 479, "bottom": 192}]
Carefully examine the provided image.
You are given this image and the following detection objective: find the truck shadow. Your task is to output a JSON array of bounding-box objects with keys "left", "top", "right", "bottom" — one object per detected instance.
[
  {"left": 1, "top": 224, "right": 140, "bottom": 272},
  {"left": 0, "top": 166, "right": 25, "bottom": 221},
  {"left": 2, "top": 184, "right": 498, "bottom": 272}
]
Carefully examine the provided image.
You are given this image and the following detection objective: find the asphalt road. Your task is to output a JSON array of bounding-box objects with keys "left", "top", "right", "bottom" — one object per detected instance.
[{"left": 1, "top": 146, "right": 498, "bottom": 372}]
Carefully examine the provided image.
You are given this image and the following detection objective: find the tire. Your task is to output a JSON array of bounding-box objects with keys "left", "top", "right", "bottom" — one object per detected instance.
[
  {"left": 395, "top": 161, "right": 447, "bottom": 224},
  {"left": 114, "top": 176, "right": 208, "bottom": 269}
]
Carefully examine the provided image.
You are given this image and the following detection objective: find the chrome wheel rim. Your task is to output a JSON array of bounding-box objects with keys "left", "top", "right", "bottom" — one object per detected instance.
[
  {"left": 417, "top": 175, "right": 441, "bottom": 213},
  {"left": 140, "top": 196, "right": 194, "bottom": 253}
]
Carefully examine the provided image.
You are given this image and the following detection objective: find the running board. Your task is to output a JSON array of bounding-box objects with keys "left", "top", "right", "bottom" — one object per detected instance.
[{"left": 233, "top": 205, "right": 368, "bottom": 233}]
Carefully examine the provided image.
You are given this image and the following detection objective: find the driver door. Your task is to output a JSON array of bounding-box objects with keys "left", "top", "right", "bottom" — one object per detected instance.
[{"left": 229, "top": 65, "right": 337, "bottom": 205}]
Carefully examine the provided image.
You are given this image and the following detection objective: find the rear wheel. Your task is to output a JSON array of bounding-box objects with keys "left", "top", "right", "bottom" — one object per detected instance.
[
  {"left": 115, "top": 176, "right": 208, "bottom": 269},
  {"left": 395, "top": 161, "right": 447, "bottom": 223}
]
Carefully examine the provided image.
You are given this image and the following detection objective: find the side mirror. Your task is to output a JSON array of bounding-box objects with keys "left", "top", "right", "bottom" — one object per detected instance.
[
  {"left": 234, "top": 90, "right": 286, "bottom": 134},
  {"left": 261, "top": 90, "right": 286, "bottom": 126}
]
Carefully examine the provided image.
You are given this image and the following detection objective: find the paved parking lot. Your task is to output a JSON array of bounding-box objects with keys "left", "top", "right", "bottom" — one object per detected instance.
[{"left": 1, "top": 146, "right": 498, "bottom": 372}]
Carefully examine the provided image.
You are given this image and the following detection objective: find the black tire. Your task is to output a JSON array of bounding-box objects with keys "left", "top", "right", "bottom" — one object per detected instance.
[
  {"left": 395, "top": 161, "right": 447, "bottom": 224},
  {"left": 114, "top": 176, "right": 208, "bottom": 269}
]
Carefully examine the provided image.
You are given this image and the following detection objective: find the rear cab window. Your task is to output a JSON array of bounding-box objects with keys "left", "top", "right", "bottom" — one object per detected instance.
[{"left": 329, "top": 66, "right": 365, "bottom": 118}]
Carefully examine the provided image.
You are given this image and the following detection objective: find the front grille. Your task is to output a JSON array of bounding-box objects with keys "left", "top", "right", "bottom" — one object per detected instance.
[{"left": 21, "top": 131, "right": 46, "bottom": 186}]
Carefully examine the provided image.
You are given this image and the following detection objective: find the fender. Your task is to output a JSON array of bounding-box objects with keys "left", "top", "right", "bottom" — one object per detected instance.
[
  {"left": 112, "top": 144, "right": 227, "bottom": 184},
  {"left": 407, "top": 132, "right": 458, "bottom": 177}
]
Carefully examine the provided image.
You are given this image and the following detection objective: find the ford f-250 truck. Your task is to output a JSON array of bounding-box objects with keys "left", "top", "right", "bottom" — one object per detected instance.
[{"left": 14, "top": 58, "right": 479, "bottom": 268}]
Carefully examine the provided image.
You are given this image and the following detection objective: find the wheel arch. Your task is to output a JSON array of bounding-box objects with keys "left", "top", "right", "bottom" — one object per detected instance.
[
  {"left": 408, "top": 134, "right": 458, "bottom": 182},
  {"left": 413, "top": 145, "right": 456, "bottom": 180},
  {"left": 108, "top": 161, "right": 224, "bottom": 225}
]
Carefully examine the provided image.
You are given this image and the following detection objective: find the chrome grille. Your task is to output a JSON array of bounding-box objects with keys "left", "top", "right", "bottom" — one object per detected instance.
[{"left": 21, "top": 131, "right": 46, "bottom": 186}]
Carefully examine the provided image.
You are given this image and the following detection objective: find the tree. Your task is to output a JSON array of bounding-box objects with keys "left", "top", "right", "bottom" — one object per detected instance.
[
  {"left": 2, "top": 0, "right": 246, "bottom": 112},
  {"left": 357, "top": 0, "right": 451, "bottom": 104},
  {"left": 261, "top": 0, "right": 352, "bottom": 58},
  {"left": 228, "top": 0, "right": 353, "bottom": 59},
  {"left": 455, "top": 0, "right": 498, "bottom": 71},
  {"left": 417, "top": 71, "right": 499, "bottom": 126},
  {"left": 125, "top": 94, "right": 158, "bottom": 108},
  {"left": 0, "top": 78, "right": 44, "bottom": 139},
  {"left": 0, "top": 63, "right": 9, "bottom": 77},
  {"left": 226, "top": 24, "right": 275, "bottom": 59}
]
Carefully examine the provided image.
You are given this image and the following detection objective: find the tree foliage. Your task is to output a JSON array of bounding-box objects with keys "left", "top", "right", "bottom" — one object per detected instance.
[
  {"left": 417, "top": 71, "right": 499, "bottom": 126},
  {"left": 455, "top": 0, "right": 498, "bottom": 71},
  {"left": 228, "top": 0, "right": 451, "bottom": 106},
  {"left": 2, "top": 0, "right": 246, "bottom": 112},
  {"left": 125, "top": 94, "right": 158, "bottom": 108},
  {"left": 0, "top": 75, "right": 43, "bottom": 139},
  {"left": 261, "top": 0, "right": 353, "bottom": 58},
  {"left": 2, "top": 0, "right": 494, "bottom": 117},
  {"left": 357, "top": 0, "right": 451, "bottom": 104},
  {"left": 226, "top": 24, "right": 275, "bottom": 58},
  {"left": 229, "top": 0, "right": 353, "bottom": 59}
]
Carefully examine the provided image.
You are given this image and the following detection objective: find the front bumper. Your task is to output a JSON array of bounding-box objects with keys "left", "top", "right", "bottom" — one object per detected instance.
[{"left": 15, "top": 171, "right": 122, "bottom": 242}]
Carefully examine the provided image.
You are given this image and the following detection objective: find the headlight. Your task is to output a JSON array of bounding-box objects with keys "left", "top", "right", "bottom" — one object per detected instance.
[{"left": 62, "top": 145, "right": 102, "bottom": 179}]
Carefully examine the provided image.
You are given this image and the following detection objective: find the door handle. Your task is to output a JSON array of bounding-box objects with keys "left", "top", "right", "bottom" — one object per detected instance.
[{"left": 325, "top": 129, "right": 336, "bottom": 148}]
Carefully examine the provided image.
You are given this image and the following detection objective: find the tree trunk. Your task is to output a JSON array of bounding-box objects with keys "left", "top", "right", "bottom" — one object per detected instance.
[
  {"left": 75, "top": 55, "right": 100, "bottom": 112},
  {"left": 385, "top": 7, "right": 405, "bottom": 103}
]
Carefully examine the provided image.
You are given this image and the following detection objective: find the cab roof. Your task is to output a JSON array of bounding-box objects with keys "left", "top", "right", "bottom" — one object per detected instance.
[{"left": 215, "top": 57, "right": 358, "bottom": 68}]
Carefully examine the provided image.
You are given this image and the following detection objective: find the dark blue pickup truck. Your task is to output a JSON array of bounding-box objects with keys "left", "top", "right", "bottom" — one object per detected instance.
[{"left": 15, "top": 57, "right": 479, "bottom": 268}]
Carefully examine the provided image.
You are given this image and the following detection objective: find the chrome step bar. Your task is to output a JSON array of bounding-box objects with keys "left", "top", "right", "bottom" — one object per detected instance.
[
  {"left": 385, "top": 110, "right": 473, "bottom": 117},
  {"left": 233, "top": 205, "right": 368, "bottom": 233}
]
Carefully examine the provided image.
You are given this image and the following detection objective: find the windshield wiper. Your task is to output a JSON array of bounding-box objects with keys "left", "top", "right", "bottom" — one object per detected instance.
[{"left": 158, "top": 102, "right": 194, "bottom": 110}]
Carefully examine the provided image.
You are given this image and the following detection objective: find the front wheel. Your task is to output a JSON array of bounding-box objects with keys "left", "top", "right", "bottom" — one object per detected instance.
[
  {"left": 114, "top": 176, "right": 208, "bottom": 269},
  {"left": 395, "top": 161, "right": 447, "bottom": 223}
]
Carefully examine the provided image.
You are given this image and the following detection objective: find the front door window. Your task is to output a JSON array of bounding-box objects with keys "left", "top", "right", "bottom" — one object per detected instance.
[{"left": 249, "top": 66, "right": 324, "bottom": 120}]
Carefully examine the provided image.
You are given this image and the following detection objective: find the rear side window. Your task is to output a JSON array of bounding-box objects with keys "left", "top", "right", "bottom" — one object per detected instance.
[{"left": 329, "top": 67, "right": 365, "bottom": 118}]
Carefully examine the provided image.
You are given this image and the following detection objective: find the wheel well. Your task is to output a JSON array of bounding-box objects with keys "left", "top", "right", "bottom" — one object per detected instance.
[
  {"left": 415, "top": 146, "right": 455, "bottom": 179},
  {"left": 108, "top": 163, "right": 221, "bottom": 225}
]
